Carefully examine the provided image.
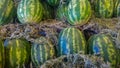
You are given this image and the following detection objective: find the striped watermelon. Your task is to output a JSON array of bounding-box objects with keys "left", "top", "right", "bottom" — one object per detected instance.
[
  {"left": 4, "top": 39, "right": 30, "bottom": 68},
  {"left": 17, "top": 0, "right": 43, "bottom": 24},
  {"left": 31, "top": 37, "right": 56, "bottom": 67},
  {"left": 46, "top": 0, "right": 60, "bottom": 6},
  {"left": 65, "top": 0, "right": 91, "bottom": 25},
  {"left": 114, "top": 0, "right": 120, "bottom": 17},
  {"left": 0, "top": 40, "right": 4, "bottom": 68},
  {"left": 58, "top": 27, "right": 86, "bottom": 56},
  {"left": 88, "top": 34, "right": 117, "bottom": 67},
  {"left": 0, "top": 0, "right": 15, "bottom": 25},
  {"left": 94, "top": 0, "right": 114, "bottom": 18}
]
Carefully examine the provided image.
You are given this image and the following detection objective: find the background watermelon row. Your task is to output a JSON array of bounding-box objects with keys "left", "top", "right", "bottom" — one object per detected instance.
[
  {"left": 0, "top": 0, "right": 120, "bottom": 25},
  {"left": 0, "top": 0, "right": 120, "bottom": 68}
]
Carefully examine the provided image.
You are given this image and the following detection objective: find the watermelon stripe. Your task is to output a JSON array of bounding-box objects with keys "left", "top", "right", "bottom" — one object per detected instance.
[
  {"left": 2, "top": 0, "right": 10, "bottom": 23},
  {"left": 35, "top": 3, "right": 42, "bottom": 23},
  {"left": 16, "top": 40, "right": 20, "bottom": 65},
  {"left": 49, "top": 43, "right": 55, "bottom": 58},
  {"left": 23, "top": 41, "right": 28, "bottom": 65},
  {"left": 72, "top": 28, "right": 76, "bottom": 53},
  {"left": 32, "top": 44, "right": 37, "bottom": 65},
  {"left": 9, "top": 45, "right": 13, "bottom": 66},
  {"left": 114, "top": 0, "right": 120, "bottom": 17},
  {"left": 35, "top": 44, "right": 38, "bottom": 66},
  {"left": 76, "top": 29, "right": 80, "bottom": 53},
  {"left": 79, "top": 30, "right": 83, "bottom": 50},
  {"left": 0, "top": 0, "right": 7, "bottom": 22},
  {"left": 43, "top": 44, "right": 46, "bottom": 63},
  {"left": 60, "top": 28, "right": 67, "bottom": 55},
  {"left": 66, "top": 28, "right": 71, "bottom": 54},
  {"left": 0, "top": 40, "right": 4, "bottom": 68},
  {"left": 101, "top": 36, "right": 109, "bottom": 62},
  {"left": 69, "top": 28, "right": 73, "bottom": 54}
]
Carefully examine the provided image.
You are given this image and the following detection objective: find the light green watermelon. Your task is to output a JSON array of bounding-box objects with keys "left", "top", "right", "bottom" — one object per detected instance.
[{"left": 17, "top": 0, "right": 43, "bottom": 24}]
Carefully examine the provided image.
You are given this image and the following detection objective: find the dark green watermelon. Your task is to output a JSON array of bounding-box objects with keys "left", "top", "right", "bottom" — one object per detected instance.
[
  {"left": 41, "top": 1, "right": 53, "bottom": 20},
  {"left": 0, "top": 0, "right": 15, "bottom": 25},
  {"left": 58, "top": 27, "right": 87, "bottom": 56},
  {"left": 88, "top": 34, "right": 117, "bottom": 67},
  {"left": 0, "top": 40, "right": 4, "bottom": 68},
  {"left": 4, "top": 39, "right": 31, "bottom": 68},
  {"left": 31, "top": 37, "right": 56, "bottom": 67},
  {"left": 17, "top": 0, "right": 43, "bottom": 24}
]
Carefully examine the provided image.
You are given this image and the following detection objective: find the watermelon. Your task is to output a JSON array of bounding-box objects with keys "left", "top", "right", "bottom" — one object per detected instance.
[
  {"left": 56, "top": 5, "right": 67, "bottom": 20},
  {"left": 65, "top": 0, "right": 91, "bottom": 25},
  {"left": 46, "top": 0, "right": 60, "bottom": 6},
  {"left": 58, "top": 27, "right": 86, "bottom": 56},
  {"left": 41, "top": 1, "right": 53, "bottom": 20},
  {"left": 0, "top": 40, "right": 4, "bottom": 68},
  {"left": 4, "top": 39, "right": 31, "bottom": 68},
  {"left": 0, "top": 0, "right": 15, "bottom": 25},
  {"left": 31, "top": 37, "right": 56, "bottom": 67},
  {"left": 114, "top": 0, "right": 120, "bottom": 17},
  {"left": 17, "top": 0, "right": 43, "bottom": 24},
  {"left": 88, "top": 34, "right": 117, "bottom": 67},
  {"left": 94, "top": 0, "right": 114, "bottom": 18}
]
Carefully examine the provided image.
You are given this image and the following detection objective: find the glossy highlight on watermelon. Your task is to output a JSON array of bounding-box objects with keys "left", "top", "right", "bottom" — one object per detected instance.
[
  {"left": 4, "top": 39, "right": 31, "bottom": 68},
  {"left": 58, "top": 27, "right": 86, "bottom": 56},
  {"left": 65, "top": 0, "right": 91, "bottom": 25},
  {"left": 31, "top": 37, "right": 56, "bottom": 67},
  {"left": 0, "top": 0, "right": 15, "bottom": 25},
  {"left": 46, "top": 0, "right": 60, "bottom": 6},
  {"left": 17, "top": 0, "right": 43, "bottom": 24},
  {"left": 0, "top": 40, "right": 4, "bottom": 68},
  {"left": 94, "top": 0, "right": 114, "bottom": 18},
  {"left": 88, "top": 34, "right": 117, "bottom": 67}
]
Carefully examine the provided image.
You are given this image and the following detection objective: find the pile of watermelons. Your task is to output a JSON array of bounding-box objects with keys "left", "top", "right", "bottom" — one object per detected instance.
[{"left": 0, "top": 0, "right": 120, "bottom": 68}]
